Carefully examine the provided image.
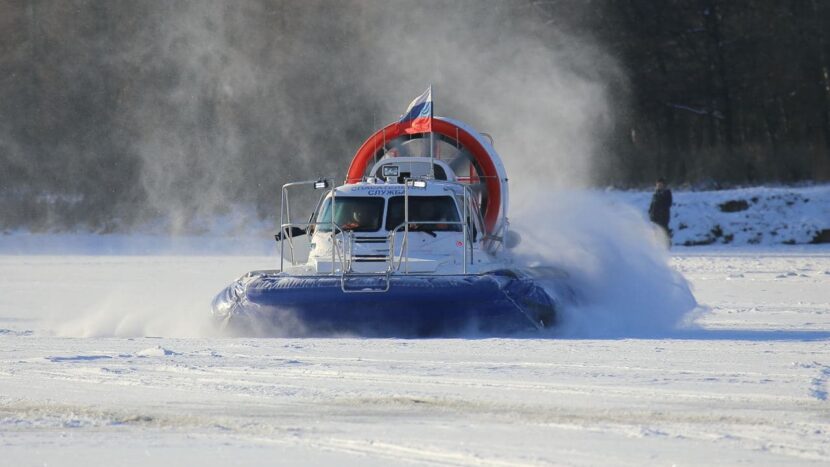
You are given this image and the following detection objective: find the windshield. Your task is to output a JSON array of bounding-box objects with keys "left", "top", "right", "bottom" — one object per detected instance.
[
  {"left": 316, "top": 196, "right": 385, "bottom": 232},
  {"left": 385, "top": 196, "right": 462, "bottom": 232}
]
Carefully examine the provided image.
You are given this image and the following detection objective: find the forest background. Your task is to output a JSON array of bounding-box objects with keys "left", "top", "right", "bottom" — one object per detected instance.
[{"left": 2, "top": 0, "right": 828, "bottom": 231}]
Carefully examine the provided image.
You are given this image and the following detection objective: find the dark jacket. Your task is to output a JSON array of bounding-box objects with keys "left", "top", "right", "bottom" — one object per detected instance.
[{"left": 648, "top": 188, "right": 672, "bottom": 227}]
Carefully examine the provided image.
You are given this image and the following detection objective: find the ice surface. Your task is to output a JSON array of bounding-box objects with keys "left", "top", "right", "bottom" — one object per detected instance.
[
  {"left": 1, "top": 250, "right": 829, "bottom": 465},
  {"left": 1, "top": 184, "right": 829, "bottom": 464},
  {"left": 135, "top": 345, "right": 179, "bottom": 357}
]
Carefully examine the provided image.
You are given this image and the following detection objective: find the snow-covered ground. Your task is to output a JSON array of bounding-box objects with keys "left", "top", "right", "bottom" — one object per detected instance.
[
  {"left": 619, "top": 184, "right": 830, "bottom": 246},
  {"left": 1, "top": 184, "right": 829, "bottom": 465},
  {"left": 1, "top": 249, "right": 829, "bottom": 466}
]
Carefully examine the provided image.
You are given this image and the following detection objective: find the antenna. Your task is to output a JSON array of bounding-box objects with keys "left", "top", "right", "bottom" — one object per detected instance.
[{"left": 429, "top": 85, "right": 435, "bottom": 179}]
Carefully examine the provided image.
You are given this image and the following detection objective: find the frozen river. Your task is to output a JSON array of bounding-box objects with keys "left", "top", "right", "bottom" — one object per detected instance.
[{"left": 1, "top": 250, "right": 829, "bottom": 466}]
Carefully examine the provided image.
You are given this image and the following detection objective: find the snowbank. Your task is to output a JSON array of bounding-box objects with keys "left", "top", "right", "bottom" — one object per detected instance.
[{"left": 617, "top": 184, "right": 830, "bottom": 247}]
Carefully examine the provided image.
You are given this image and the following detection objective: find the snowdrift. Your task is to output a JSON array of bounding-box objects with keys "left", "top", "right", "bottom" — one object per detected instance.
[{"left": 618, "top": 184, "right": 830, "bottom": 247}]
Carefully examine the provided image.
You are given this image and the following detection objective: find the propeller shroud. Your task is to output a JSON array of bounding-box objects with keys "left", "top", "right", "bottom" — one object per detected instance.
[{"left": 347, "top": 117, "right": 507, "bottom": 236}]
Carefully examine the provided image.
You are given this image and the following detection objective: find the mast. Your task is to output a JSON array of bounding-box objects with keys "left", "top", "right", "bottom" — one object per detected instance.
[{"left": 429, "top": 85, "right": 435, "bottom": 179}]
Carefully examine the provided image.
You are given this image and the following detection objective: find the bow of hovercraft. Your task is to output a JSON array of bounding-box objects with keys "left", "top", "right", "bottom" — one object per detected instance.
[{"left": 212, "top": 270, "right": 558, "bottom": 337}]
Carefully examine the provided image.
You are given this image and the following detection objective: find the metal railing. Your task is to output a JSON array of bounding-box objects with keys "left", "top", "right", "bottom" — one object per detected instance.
[
  {"left": 278, "top": 220, "right": 352, "bottom": 274},
  {"left": 453, "top": 173, "right": 509, "bottom": 255},
  {"left": 385, "top": 180, "right": 475, "bottom": 275},
  {"left": 279, "top": 179, "right": 342, "bottom": 273},
  {"left": 277, "top": 178, "right": 485, "bottom": 292}
]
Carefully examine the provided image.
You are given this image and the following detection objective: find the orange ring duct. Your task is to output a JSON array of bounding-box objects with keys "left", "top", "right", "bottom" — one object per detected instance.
[{"left": 347, "top": 119, "right": 502, "bottom": 235}]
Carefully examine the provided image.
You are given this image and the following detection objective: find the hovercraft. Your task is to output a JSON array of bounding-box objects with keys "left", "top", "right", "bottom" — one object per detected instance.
[{"left": 213, "top": 98, "right": 566, "bottom": 337}]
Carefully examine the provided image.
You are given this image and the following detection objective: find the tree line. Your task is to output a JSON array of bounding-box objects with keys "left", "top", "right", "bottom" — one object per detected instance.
[
  {"left": 591, "top": 0, "right": 830, "bottom": 185},
  {"left": 1, "top": 0, "right": 828, "bottom": 230}
]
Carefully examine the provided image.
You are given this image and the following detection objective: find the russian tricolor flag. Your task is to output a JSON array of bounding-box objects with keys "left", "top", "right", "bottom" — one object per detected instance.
[{"left": 398, "top": 86, "right": 432, "bottom": 134}]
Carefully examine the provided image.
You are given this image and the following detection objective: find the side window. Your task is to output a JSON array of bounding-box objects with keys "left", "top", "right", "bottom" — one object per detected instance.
[{"left": 468, "top": 198, "right": 483, "bottom": 241}]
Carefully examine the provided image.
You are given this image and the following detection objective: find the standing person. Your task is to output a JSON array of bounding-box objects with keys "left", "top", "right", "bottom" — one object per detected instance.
[{"left": 648, "top": 178, "right": 673, "bottom": 242}]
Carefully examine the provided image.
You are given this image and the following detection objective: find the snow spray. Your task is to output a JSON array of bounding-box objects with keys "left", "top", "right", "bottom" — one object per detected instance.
[
  {"left": 46, "top": 257, "right": 271, "bottom": 338},
  {"left": 510, "top": 189, "right": 702, "bottom": 337}
]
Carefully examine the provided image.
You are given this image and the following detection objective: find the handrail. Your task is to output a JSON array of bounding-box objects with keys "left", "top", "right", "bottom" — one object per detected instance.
[
  {"left": 279, "top": 178, "right": 488, "bottom": 292},
  {"left": 339, "top": 227, "right": 391, "bottom": 293},
  {"left": 384, "top": 180, "right": 477, "bottom": 275},
  {"left": 386, "top": 221, "right": 467, "bottom": 274},
  {"left": 279, "top": 179, "right": 336, "bottom": 273},
  {"left": 279, "top": 220, "right": 349, "bottom": 274}
]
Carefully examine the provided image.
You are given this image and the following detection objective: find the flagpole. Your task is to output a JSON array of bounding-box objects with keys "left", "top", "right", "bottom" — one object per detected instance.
[{"left": 429, "top": 85, "right": 435, "bottom": 179}]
